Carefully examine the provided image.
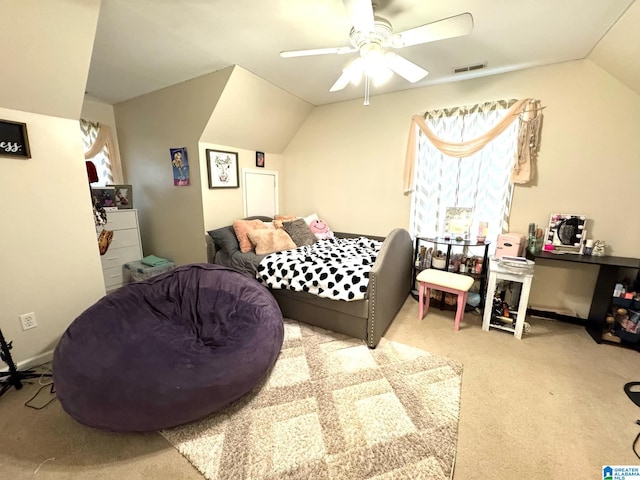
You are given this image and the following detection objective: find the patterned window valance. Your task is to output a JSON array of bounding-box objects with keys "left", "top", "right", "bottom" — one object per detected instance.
[{"left": 403, "top": 98, "right": 543, "bottom": 193}]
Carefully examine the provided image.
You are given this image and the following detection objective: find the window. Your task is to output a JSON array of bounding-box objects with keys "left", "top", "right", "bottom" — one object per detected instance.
[
  {"left": 80, "top": 119, "right": 115, "bottom": 186},
  {"left": 409, "top": 100, "right": 519, "bottom": 252}
]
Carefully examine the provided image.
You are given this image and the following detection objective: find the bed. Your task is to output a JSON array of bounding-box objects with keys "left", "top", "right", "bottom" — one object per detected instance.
[{"left": 206, "top": 217, "right": 413, "bottom": 348}]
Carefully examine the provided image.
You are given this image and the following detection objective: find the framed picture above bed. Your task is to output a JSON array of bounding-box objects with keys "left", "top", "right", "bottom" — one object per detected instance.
[{"left": 206, "top": 149, "right": 239, "bottom": 189}]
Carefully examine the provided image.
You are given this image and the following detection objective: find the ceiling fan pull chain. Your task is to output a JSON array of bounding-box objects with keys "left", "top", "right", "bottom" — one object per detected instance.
[{"left": 364, "top": 75, "right": 370, "bottom": 106}]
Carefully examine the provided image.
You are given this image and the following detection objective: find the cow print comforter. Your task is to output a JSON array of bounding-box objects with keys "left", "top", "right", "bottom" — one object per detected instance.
[{"left": 255, "top": 237, "right": 382, "bottom": 301}]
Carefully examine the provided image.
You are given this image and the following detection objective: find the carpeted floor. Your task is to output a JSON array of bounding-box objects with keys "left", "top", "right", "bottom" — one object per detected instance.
[
  {"left": 0, "top": 297, "right": 638, "bottom": 479},
  {"left": 160, "top": 320, "right": 462, "bottom": 480}
]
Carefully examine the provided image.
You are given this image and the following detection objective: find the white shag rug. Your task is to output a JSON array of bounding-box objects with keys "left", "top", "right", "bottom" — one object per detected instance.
[{"left": 160, "top": 319, "right": 462, "bottom": 480}]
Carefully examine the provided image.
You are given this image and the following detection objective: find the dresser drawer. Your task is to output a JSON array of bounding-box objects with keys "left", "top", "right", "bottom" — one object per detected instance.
[
  {"left": 106, "top": 228, "right": 140, "bottom": 250},
  {"left": 103, "top": 265, "right": 125, "bottom": 288},
  {"left": 104, "top": 210, "right": 138, "bottom": 230},
  {"left": 101, "top": 245, "right": 142, "bottom": 269}
]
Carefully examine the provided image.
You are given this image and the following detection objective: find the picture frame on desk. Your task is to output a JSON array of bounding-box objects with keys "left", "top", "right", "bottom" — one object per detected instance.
[{"left": 108, "top": 184, "right": 133, "bottom": 209}]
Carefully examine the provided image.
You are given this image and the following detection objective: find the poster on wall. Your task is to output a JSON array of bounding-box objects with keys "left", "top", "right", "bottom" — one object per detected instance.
[{"left": 170, "top": 147, "right": 190, "bottom": 186}]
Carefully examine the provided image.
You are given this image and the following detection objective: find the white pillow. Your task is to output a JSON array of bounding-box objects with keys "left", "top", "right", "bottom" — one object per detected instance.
[{"left": 304, "top": 213, "right": 319, "bottom": 225}]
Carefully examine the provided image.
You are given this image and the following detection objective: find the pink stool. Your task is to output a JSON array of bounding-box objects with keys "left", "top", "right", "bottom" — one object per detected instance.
[{"left": 417, "top": 269, "right": 475, "bottom": 331}]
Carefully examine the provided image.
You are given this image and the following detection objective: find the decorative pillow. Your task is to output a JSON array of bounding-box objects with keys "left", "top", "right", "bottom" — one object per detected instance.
[
  {"left": 304, "top": 213, "right": 319, "bottom": 225},
  {"left": 233, "top": 219, "right": 269, "bottom": 253},
  {"left": 207, "top": 226, "right": 241, "bottom": 256},
  {"left": 273, "top": 215, "right": 297, "bottom": 229},
  {"left": 309, "top": 219, "right": 335, "bottom": 240},
  {"left": 247, "top": 229, "right": 296, "bottom": 255},
  {"left": 283, "top": 218, "right": 317, "bottom": 247}
]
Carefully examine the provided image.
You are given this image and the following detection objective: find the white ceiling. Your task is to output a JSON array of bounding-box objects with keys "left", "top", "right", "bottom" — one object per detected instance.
[{"left": 86, "top": 0, "right": 636, "bottom": 106}]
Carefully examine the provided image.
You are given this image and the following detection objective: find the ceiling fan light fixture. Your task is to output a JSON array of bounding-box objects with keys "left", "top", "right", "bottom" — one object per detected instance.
[
  {"left": 360, "top": 43, "right": 388, "bottom": 79},
  {"left": 372, "top": 67, "right": 393, "bottom": 86}
]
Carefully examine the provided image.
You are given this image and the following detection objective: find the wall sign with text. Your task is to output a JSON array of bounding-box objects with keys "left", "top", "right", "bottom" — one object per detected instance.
[{"left": 0, "top": 119, "right": 31, "bottom": 158}]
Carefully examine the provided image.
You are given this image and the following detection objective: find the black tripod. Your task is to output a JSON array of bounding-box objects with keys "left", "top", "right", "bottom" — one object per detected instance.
[{"left": 0, "top": 327, "right": 52, "bottom": 398}]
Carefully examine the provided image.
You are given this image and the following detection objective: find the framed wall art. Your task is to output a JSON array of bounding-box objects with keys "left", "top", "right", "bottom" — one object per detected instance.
[
  {"left": 256, "top": 151, "right": 265, "bottom": 168},
  {"left": 443, "top": 207, "right": 473, "bottom": 239},
  {"left": 0, "top": 119, "right": 31, "bottom": 159},
  {"left": 108, "top": 184, "right": 133, "bottom": 209},
  {"left": 206, "top": 149, "right": 239, "bottom": 189},
  {"left": 91, "top": 186, "right": 117, "bottom": 211}
]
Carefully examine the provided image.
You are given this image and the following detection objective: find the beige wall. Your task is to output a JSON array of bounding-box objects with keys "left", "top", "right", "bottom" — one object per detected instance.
[
  {"left": 116, "top": 66, "right": 312, "bottom": 264},
  {"left": 114, "top": 68, "right": 234, "bottom": 266},
  {"left": 201, "top": 66, "right": 313, "bottom": 153},
  {"left": 588, "top": 0, "right": 640, "bottom": 97},
  {"left": 200, "top": 66, "right": 311, "bottom": 231},
  {"left": 0, "top": 108, "right": 106, "bottom": 365},
  {"left": 283, "top": 59, "right": 640, "bottom": 317},
  {"left": 0, "top": 0, "right": 100, "bottom": 119},
  {"left": 201, "top": 144, "right": 285, "bottom": 231},
  {"left": 0, "top": 0, "right": 103, "bottom": 365}
]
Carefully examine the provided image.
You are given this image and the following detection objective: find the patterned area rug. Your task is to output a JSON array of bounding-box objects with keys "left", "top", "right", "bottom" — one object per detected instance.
[{"left": 160, "top": 320, "right": 462, "bottom": 480}]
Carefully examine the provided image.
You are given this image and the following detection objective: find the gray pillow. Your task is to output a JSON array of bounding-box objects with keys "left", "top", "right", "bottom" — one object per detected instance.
[
  {"left": 207, "top": 226, "right": 240, "bottom": 256},
  {"left": 283, "top": 218, "right": 317, "bottom": 247}
]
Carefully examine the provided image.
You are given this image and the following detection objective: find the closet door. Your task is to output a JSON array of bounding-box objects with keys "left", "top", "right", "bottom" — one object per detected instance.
[{"left": 243, "top": 169, "right": 278, "bottom": 217}]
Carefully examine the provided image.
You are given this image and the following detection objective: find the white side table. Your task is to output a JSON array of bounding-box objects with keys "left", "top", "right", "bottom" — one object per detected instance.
[{"left": 482, "top": 257, "right": 534, "bottom": 339}]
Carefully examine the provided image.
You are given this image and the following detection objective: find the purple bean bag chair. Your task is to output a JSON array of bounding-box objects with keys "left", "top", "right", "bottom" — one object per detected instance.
[{"left": 53, "top": 263, "right": 284, "bottom": 432}]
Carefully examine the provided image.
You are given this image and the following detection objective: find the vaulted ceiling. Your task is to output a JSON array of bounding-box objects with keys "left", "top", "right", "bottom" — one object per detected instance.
[{"left": 87, "top": 0, "right": 639, "bottom": 106}]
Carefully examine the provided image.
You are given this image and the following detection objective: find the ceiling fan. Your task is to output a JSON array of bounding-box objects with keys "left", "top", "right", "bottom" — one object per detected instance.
[{"left": 280, "top": 0, "right": 473, "bottom": 105}]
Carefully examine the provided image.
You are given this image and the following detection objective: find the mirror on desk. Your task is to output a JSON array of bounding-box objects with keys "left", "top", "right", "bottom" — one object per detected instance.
[{"left": 544, "top": 213, "right": 587, "bottom": 253}]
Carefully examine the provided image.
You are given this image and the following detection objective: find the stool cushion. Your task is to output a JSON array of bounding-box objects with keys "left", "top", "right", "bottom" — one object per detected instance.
[
  {"left": 417, "top": 269, "right": 474, "bottom": 292},
  {"left": 53, "top": 263, "right": 284, "bottom": 432}
]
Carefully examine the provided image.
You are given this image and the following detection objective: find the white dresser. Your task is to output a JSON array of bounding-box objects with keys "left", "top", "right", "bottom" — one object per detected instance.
[{"left": 98, "top": 209, "right": 143, "bottom": 291}]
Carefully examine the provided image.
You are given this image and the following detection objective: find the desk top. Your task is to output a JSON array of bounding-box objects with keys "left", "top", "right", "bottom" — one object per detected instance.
[{"left": 533, "top": 251, "right": 640, "bottom": 269}]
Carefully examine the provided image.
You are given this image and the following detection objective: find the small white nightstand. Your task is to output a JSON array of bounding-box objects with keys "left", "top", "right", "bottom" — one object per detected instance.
[{"left": 482, "top": 257, "right": 534, "bottom": 339}]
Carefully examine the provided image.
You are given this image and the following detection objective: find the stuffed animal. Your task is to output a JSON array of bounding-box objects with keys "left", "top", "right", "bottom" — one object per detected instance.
[{"left": 309, "top": 219, "right": 334, "bottom": 240}]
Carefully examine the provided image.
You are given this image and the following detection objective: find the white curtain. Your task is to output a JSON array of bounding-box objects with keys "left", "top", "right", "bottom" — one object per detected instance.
[
  {"left": 80, "top": 119, "right": 123, "bottom": 185},
  {"left": 409, "top": 99, "right": 523, "bottom": 249}
]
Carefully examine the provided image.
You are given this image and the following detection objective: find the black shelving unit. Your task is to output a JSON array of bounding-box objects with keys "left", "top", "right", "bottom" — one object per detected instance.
[
  {"left": 530, "top": 251, "right": 640, "bottom": 351},
  {"left": 412, "top": 236, "right": 491, "bottom": 310}
]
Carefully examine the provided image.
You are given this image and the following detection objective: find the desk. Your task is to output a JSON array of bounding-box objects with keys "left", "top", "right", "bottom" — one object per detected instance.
[{"left": 531, "top": 251, "right": 640, "bottom": 348}]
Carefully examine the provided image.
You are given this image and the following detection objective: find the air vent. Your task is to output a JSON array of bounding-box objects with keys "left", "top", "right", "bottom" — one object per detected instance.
[{"left": 453, "top": 63, "right": 487, "bottom": 74}]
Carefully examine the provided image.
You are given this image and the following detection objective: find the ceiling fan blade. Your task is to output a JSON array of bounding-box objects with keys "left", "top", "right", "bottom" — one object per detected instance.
[
  {"left": 389, "top": 13, "right": 473, "bottom": 48},
  {"left": 385, "top": 52, "right": 428, "bottom": 83},
  {"left": 280, "top": 46, "right": 356, "bottom": 58},
  {"left": 342, "top": 0, "right": 375, "bottom": 33},
  {"left": 330, "top": 57, "right": 364, "bottom": 91},
  {"left": 329, "top": 71, "right": 351, "bottom": 92}
]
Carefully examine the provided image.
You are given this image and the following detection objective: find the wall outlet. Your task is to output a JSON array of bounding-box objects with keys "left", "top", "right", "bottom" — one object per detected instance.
[{"left": 19, "top": 312, "right": 38, "bottom": 330}]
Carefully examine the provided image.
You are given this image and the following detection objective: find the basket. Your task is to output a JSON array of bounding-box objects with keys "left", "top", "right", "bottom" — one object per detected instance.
[{"left": 124, "top": 260, "right": 175, "bottom": 283}]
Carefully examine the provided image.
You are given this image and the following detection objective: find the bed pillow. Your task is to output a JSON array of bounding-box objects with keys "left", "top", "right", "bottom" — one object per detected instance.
[
  {"left": 283, "top": 218, "right": 317, "bottom": 247},
  {"left": 273, "top": 215, "right": 297, "bottom": 229},
  {"left": 233, "top": 219, "right": 270, "bottom": 253},
  {"left": 207, "top": 226, "right": 241, "bottom": 256},
  {"left": 304, "top": 213, "right": 319, "bottom": 225},
  {"left": 247, "top": 229, "right": 296, "bottom": 255},
  {"left": 309, "top": 218, "right": 335, "bottom": 240}
]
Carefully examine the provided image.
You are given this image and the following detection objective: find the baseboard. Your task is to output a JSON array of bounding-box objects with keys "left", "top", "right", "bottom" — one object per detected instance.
[{"left": 0, "top": 349, "right": 54, "bottom": 373}]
